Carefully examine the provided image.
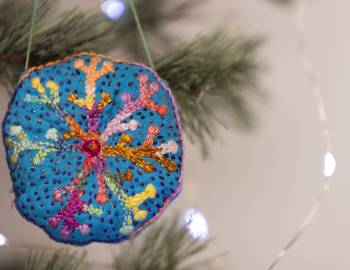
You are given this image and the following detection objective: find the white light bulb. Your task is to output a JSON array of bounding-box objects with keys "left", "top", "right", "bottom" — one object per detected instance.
[
  {"left": 100, "top": 0, "right": 126, "bottom": 21},
  {"left": 183, "top": 208, "right": 208, "bottom": 239},
  {"left": 323, "top": 152, "right": 336, "bottom": 177},
  {"left": 0, "top": 233, "right": 7, "bottom": 246}
]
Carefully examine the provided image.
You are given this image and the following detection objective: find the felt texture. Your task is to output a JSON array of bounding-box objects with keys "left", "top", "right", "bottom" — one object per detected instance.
[{"left": 2, "top": 53, "right": 183, "bottom": 245}]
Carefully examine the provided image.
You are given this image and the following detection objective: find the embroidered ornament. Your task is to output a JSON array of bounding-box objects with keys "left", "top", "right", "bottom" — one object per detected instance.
[{"left": 3, "top": 53, "right": 183, "bottom": 245}]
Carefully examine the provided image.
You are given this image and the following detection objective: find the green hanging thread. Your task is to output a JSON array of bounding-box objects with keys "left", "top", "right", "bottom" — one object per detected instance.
[
  {"left": 127, "top": 0, "right": 155, "bottom": 70},
  {"left": 25, "top": 0, "right": 154, "bottom": 70},
  {"left": 25, "top": 0, "right": 39, "bottom": 70}
]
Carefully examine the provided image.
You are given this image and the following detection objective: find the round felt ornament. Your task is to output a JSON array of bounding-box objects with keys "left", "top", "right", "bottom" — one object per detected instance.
[{"left": 3, "top": 53, "right": 184, "bottom": 245}]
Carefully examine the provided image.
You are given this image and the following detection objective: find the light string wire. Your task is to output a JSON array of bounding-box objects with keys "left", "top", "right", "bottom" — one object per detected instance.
[
  {"left": 127, "top": 0, "right": 155, "bottom": 70},
  {"left": 16, "top": 1, "right": 334, "bottom": 268},
  {"left": 267, "top": 0, "right": 334, "bottom": 269},
  {"left": 25, "top": 0, "right": 39, "bottom": 70}
]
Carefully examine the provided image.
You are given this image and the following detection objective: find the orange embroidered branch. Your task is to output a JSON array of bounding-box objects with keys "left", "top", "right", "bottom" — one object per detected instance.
[
  {"left": 67, "top": 93, "right": 89, "bottom": 109},
  {"left": 96, "top": 173, "right": 109, "bottom": 205},
  {"left": 97, "top": 92, "right": 112, "bottom": 111},
  {"left": 102, "top": 133, "right": 177, "bottom": 173},
  {"left": 139, "top": 75, "right": 168, "bottom": 116},
  {"left": 121, "top": 170, "right": 133, "bottom": 181},
  {"left": 63, "top": 116, "right": 87, "bottom": 140},
  {"left": 111, "top": 170, "right": 134, "bottom": 183},
  {"left": 71, "top": 56, "right": 114, "bottom": 110},
  {"left": 74, "top": 57, "right": 114, "bottom": 90},
  {"left": 100, "top": 75, "right": 168, "bottom": 143}
]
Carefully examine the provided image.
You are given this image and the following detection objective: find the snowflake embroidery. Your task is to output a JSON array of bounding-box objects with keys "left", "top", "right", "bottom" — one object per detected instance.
[{"left": 3, "top": 53, "right": 183, "bottom": 245}]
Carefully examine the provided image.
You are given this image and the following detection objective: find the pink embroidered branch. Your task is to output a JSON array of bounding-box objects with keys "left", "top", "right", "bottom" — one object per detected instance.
[
  {"left": 48, "top": 189, "right": 89, "bottom": 238},
  {"left": 159, "top": 140, "right": 179, "bottom": 155},
  {"left": 138, "top": 75, "right": 168, "bottom": 116},
  {"left": 118, "top": 120, "right": 139, "bottom": 131},
  {"left": 53, "top": 185, "right": 75, "bottom": 202},
  {"left": 100, "top": 75, "right": 168, "bottom": 143},
  {"left": 96, "top": 173, "right": 108, "bottom": 204},
  {"left": 52, "top": 166, "right": 88, "bottom": 203},
  {"left": 93, "top": 158, "right": 109, "bottom": 205},
  {"left": 79, "top": 149, "right": 108, "bottom": 205},
  {"left": 143, "top": 126, "right": 179, "bottom": 157},
  {"left": 48, "top": 161, "right": 92, "bottom": 238},
  {"left": 143, "top": 126, "right": 160, "bottom": 146},
  {"left": 86, "top": 92, "right": 112, "bottom": 132}
]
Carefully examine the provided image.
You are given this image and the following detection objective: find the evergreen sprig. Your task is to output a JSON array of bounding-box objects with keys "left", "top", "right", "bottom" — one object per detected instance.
[
  {"left": 112, "top": 0, "right": 200, "bottom": 60},
  {"left": 113, "top": 217, "right": 211, "bottom": 270},
  {"left": 18, "top": 217, "right": 212, "bottom": 270},
  {"left": 25, "top": 248, "right": 87, "bottom": 270},
  {"left": 0, "top": 0, "right": 263, "bottom": 155},
  {"left": 157, "top": 33, "right": 262, "bottom": 156},
  {"left": 0, "top": 0, "right": 111, "bottom": 92}
]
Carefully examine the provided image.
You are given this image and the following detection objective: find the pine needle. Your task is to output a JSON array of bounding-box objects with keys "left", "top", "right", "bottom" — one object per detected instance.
[
  {"left": 156, "top": 32, "right": 263, "bottom": 156},
  {"left": 0, "top": 0, "right": 263, "bottom": 156},
  {"left": 25, "top": 248, "right": 87, "bottom": 270},
  {"left": 112, "top": 0, "right": 199, "bottom": 60},
  {"left": 0, "top": 0, "right": 111, "bottom": 92},
  {"left": 113, "top": 216, "right": 211, "bottom": 270}
]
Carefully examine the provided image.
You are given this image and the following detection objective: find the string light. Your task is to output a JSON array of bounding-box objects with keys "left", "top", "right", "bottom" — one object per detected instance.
[
  {"left": 324, "top": 152, "right": 336, "bottom": 177},
  {"left": 100, "top": 0, "right": 126, "bottom": 21},
  {"left": 0, "top": 233, "right": 7, "bottom": 246},
  {"left": 268, "top": 0, "right": 335, "bottom": 269},
  {"left": 183, "top": 208, "right": 209, "bottom": 239}
]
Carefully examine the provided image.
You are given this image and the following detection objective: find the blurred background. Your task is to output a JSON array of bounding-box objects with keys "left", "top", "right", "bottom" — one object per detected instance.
[{"left": 0, "top": 0, "right": 348, "bottom": 269}]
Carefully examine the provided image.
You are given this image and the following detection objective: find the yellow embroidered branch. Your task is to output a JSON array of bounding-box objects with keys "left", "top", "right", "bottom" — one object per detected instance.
[
  {"left": 97, "top": 92, "right": 112, "bottom": 111},
  {"left": 126, "top": 184, "right": 156, "bottom": 221},
  {"left": 105, "top": 173, "right": 157, "bottom": 222},
  {"left": 67, "top": 93, "right": 94, "bottom": 109},
  {"left": 31, "top": 77, "right": 45, "bottom": 93},
  {"left": 29, "top": 77, "right": 60, "bottom": 105}
]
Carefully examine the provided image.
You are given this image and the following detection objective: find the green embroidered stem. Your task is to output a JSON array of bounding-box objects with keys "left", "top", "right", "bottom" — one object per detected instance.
[
  {"left": 25, "top": 0, "right": 39, "bottom": 70},
  {"left": 127, "top": 0, "right": 155, "bottom": 69}
]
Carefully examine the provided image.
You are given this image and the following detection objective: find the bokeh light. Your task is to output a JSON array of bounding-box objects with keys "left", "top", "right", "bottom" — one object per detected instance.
[
  {"left": 323, "top": 152, "right": 336, "bottom": 177},
  {"left": 100, "top": 0, "right": 126, "bottom": 21},
  {"left": 0, "top": 233, "right": 7, "bottom": 246},
  {"left": 183, "top": 208, "right": 208, "bottom": 239}
]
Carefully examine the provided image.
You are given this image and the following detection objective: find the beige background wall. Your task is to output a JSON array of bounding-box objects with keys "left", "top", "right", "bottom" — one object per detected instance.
[{"left": 0, "top": 0, "right": 348, "bottom": 269}]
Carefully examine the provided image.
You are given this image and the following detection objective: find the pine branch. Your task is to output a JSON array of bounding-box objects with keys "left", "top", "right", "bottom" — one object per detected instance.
[
  {"left": 113, "top": 216, "right": 211, "bottom": 270},
  {"left": 156, "top": 32, "right": 263, "bottom": 156},
  {"left": 112, "top": 0, "right": 200, "bottom": 60},
  {"left": 25, "top": 248, "right": 87, "bottom": 270},
  {"left": 19, "top": 216, "right": 211, "bottom": 270},
  {"left": 0, "top": 0, "right": 263, "bottom": 155},
  {"left": 0, "top": 0, "right": 111, "bottom": 92},
  {"left": 0, "top": 0, "right": 196, "bottom": 90}
]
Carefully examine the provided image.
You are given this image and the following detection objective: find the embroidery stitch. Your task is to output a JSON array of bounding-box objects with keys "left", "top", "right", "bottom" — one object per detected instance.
[{"left": 3, "top": 53, "right": 184, "bottom": 245}]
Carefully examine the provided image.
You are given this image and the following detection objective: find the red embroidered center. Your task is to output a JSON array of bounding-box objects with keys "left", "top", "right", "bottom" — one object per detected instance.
[{"left": 82, "top": 139, "right": 101, "bottom": 157}]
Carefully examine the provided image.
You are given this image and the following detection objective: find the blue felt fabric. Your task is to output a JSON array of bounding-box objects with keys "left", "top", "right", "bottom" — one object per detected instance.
[{"left": 2, "top": 53, "right": 183, "bottom": 245}]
